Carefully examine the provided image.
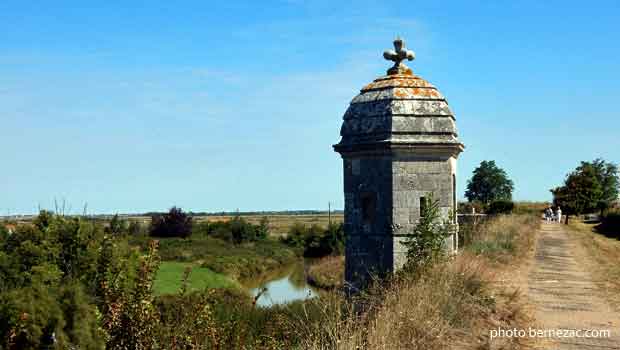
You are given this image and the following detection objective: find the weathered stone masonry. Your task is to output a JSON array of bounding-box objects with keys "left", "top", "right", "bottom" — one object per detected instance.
[{"left": 333, "top": 38, "right": 465, "bottom": 290}]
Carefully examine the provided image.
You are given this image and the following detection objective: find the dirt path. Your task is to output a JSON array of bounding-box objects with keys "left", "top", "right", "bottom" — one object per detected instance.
[{"left": 528, "top": 223, "right": 620, "bottom": 349}]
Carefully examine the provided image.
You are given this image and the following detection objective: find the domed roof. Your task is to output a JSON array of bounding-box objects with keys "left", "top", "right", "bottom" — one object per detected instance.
[{"left": 334, "top": 38, "right": 464, "bottom": 156}]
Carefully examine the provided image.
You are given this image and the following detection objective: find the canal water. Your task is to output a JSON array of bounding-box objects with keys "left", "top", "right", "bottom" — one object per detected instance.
[{"left": 244, "top": 261, "right": 319, "bottom": 307}]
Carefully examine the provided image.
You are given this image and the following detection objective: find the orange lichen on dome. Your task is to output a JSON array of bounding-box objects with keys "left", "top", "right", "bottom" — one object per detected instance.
[{"left": 361, "top": 73, "right": 437, "bottom": 91}]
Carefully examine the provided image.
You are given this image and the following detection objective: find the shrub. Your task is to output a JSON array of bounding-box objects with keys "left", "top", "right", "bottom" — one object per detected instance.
[
  {"left": 257, "top": 216, "right": 269, "bottom": 240},
  {"left": 230, "top": 216, "right": 257, "bottom": 244},
  {"left": 487, "top": 200, "right": 515, "bottom": 215},
  {"left": 282, "top": 222, "right": 345, "bottom": 257},
  {"left": 105, "top": 214, "right": 127, "bottom": 235},
  {"left": 599, "top": 209, "right": 620, "bottom": 233},
  {"left": 127, "top": 220, "right": 144, "bottom": 236},
  {"left": 150, "top": 207, "right": 193, "bottom": 238},
  {"left": 281, "top": 222, "right": 308, "bottom": 248},
  {"left": 191, "top": 221, "right": 210, "bottom": 237},
  {"left": 207, "top": 217, "right": 268, "bottom": 244},
  {"left": 401, "top": 195, "right": 454, "bottom": 273},
  {"left": 458, "top": 201, "right": 484, "bottom": 215}
]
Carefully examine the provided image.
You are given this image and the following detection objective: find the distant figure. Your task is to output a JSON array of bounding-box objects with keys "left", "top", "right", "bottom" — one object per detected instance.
[
  {"left": 545, "top": 207, "right": 553, "bottom": 222},
  {"left": 556, "top": 206, "right": 562, "bottom": 223}
]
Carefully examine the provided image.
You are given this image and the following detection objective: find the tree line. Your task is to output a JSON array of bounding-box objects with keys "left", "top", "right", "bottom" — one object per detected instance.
[{"left": 551, "top": 158, "right": 619, "bottom": 223}]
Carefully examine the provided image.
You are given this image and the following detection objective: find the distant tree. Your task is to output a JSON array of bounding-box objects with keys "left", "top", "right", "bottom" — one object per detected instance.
[
  {"left": 149, "top": 207, "right": 193, "bottom": 238},
  {"left": 105, "top": 214, "right": 127, "bottom": 235},
  {"left": 257, "top": 216, "right": 269, "bottom": 240},
  {"left": 487, "top": 200, "right": 515, "bottom": 215},
  {"left": 33, "top": 210, "right": 54, "bottom": 231},
  {"left": 319, "top": 223, "right": 345, "bottom": 256},
  {"left": 127, "top": 220, "right": 144, "bottom": 236},
  {"left": 230, "top": 216, "right": 255, "bottom": 244},
  {"left": 584, "top": 159, "right": 619, "bottom": 213},
  {"left": 550, "top": 159, "right": 617, "bottom": 221},
  {"left": 191, "top": 221, "right": 210, "bottom": 237},
  {"left": 465, "top": 160, "right": 514, "bottom": 205},
  {"left": 282, "top": 223, "right": 308, "bottom": 248}
]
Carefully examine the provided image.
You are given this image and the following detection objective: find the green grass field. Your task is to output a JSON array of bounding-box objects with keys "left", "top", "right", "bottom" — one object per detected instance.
[{"left": 154, "top": 261, "right": 239, "bottom": 295}]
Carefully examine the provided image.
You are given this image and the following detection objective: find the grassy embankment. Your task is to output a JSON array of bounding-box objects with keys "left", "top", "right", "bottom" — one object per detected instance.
[
  {"left": 568, "top": 212, "right": 620, "bottom": 309},
  {"left": 301, "top": 214, "right": 539, "bottom": 349},
  {"left": 137, "top": 234, "right": 299, "bottom": 295},
  {"left": 0, "top": 213, "right": 540, "bottom": 348},
  {"left": 158, "top": 237, "right": 298, "bottom": 294},
  {"left": 154, "top": 261, "right": 239, "bottom": 295},
  {"left": 150, "top": 214, "right": 343, "bottom": 294},
  {"left": 307, "top": 214, "right": 539, "bottom": 289}
]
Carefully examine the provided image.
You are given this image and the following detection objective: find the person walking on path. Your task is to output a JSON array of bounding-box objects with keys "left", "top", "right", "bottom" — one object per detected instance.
[
  {"left": 556, "top": 206, "right": 562, "bottom": 223},
  {"left": 545, "top": 207, "right": 553, "bottom": 222}
]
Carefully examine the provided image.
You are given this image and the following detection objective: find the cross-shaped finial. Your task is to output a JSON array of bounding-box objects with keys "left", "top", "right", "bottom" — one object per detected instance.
[{"left": 383, "top": 37, "right": 415, "bottom": 75}]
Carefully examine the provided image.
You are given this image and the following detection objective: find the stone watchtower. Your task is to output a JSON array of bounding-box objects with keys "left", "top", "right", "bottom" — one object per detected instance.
[{"left": 333, "top": 38, "right": 464, "bottom": 290}]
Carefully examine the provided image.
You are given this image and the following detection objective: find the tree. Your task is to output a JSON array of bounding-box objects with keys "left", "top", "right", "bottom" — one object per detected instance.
[
  {"left": 465, "top": 160, "right": 514, "bottom": 205},
  {"left": 257, "top": 216, "right": 269, "bottom": 240},
  {"left": 149, "top": 207, "right": 193, "bottom": 238},
  {"left": 551, "top": 159, "right": 618, "bottom": 220},
  {"left": 230, "top": 216, "right": 255, "bottom": 244},
  {"left": 582, "top": 159, "right": 619, "bottom": 213},
  {"left": 127, "top": 220, "right": 144, "bottom": 236},
  {"left": 105, "top": 214, "right": 127, "bottom": 236}
]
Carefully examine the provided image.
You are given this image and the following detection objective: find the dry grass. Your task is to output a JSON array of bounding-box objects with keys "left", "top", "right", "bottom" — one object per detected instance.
[
  {"left": 296, "top": 255, "right": 531, "bottom": 350},
  {"left": 307, "top": 256, "right": 344, "bottom": 289},
  {"left": 568, "top": 220, "right": 620, "bottom": 309},
  {"left": 123, "top": 214, "right": 344, "bottom": 237},
  {"left": 513, "top": 202, "right": 548, "bottom": 215},
  {"left": 201, "top": 214, "right": 343, "bottom": 236},
  {"left": 293, "top": 215, "right": 538, "bottom": 350},
  {"left": 465, "top": 215, "right": 538, "bottom": 265}
]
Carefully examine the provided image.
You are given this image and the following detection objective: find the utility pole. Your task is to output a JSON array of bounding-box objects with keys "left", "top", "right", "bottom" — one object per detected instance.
[{"left": 328, "top": 201, "right": 331, "bottom": 227}]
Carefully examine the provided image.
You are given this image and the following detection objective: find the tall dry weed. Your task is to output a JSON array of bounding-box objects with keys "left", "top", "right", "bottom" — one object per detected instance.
[{"left": 296, "top": 214, "right": 537, "bottom": 350}]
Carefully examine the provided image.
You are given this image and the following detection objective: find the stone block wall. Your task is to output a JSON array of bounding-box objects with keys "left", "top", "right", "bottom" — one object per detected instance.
[{"left": 343, "top": 153, "right": 458, "bottom": 290}]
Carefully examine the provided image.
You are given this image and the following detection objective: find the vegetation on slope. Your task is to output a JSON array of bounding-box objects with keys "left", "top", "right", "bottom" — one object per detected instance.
[
  {"left": 0, "top": 209, "right": 539, "bottom": 349},
  {"left": 569, "top": 219, "right": 620, "bottom": 309},
  {"left": 306, "top": 255, "right": 344, "bottom": 289},
  {"left": 153, "top": 261, "right": 239, "bottom": 295}
]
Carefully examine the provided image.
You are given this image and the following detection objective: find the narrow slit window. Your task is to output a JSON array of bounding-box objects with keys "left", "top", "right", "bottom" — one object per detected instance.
[
  {"left": 361, "top": 193, "right": 376, "bottom": 224},
  {"left": 420, "top": 196, "right": 427, "bottom": 218}
]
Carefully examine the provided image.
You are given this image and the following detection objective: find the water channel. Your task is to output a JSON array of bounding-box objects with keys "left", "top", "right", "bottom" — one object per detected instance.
[{"left": 242, "top": 260, "right": 319, "bottom": 307}]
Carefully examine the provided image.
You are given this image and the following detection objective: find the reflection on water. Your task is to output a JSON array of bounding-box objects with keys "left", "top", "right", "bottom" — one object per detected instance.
[{"left": 246, "top": 261, "right": 318, "bottom": 307}]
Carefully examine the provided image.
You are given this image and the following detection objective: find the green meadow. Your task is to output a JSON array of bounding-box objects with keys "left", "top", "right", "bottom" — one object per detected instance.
[{"left": 154, "top": 261, "right": 239, "bottom": 295}]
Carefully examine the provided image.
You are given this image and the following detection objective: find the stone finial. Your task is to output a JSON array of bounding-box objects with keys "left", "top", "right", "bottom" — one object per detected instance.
[{"left": 383, "top": 37, "right": 415, "bottom": 75}]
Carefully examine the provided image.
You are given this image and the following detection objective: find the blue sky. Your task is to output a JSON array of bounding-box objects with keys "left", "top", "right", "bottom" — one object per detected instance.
[{"left": 1, "top": 1, "right": 619, "bottom": 214}]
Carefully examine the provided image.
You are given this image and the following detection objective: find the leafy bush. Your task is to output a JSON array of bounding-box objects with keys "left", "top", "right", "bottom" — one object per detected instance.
[
  {"left": 231, "top": 216, "right": 257, "bottom": 243},
  {"left": 0, "top": 212, "right": 133, "bottom": 348},
  {"left": 207, "top": 216, "right": 267, "bottom": 244},
  {"left": 599, "top": 210, "right": 620, "bottom": 235},
  {"left": 486, "top": 200, "right": 514, "bottom": 215},
  {"left": 127, "top": 220, "right": 144, "bottom": 236},
  {"left": 458, "top": 201, "right": 484, "bottom": 215},
  {"left": 281, "top": 223, "right": 345, "bottom": 257},
  {"left": 105, "top": 214, "right": 127, "bottom": 235},
  {"left": 401, "top": 195, "right": 454, "bottom": 273},
  {"left": 191, "top": 220, "right": 210, "bottom": 237},
  {"left": 150, "top": 207, "right": 193, "bottom": 238}
]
